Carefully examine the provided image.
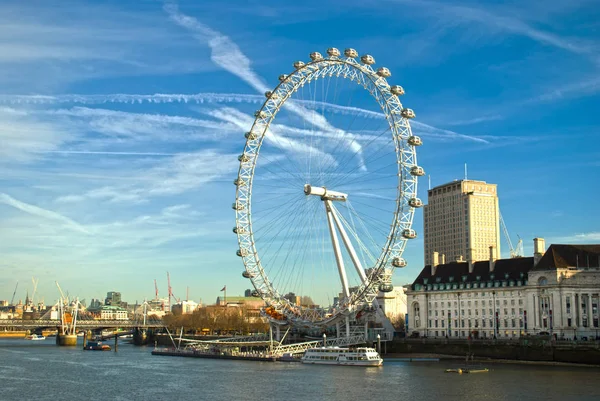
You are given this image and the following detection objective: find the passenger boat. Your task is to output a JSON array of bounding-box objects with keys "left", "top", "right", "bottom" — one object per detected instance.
[
  {"left": 301, "top": 346, "right": 383, "bottom": 366},
  {"left": 24, "top": 334, "right": 46, "bottom": 341},
  {"left": 84, "top": 341, "right": 111, "bottom": 351}
]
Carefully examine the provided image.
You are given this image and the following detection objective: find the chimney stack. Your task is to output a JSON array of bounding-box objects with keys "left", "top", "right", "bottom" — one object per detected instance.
[
  {"left": 489, "top": 246, "right": 496, "bottom": 272},
  {"left": 441, "top": 254, "right": 446, "bottom": 264},
  {"left": 467, "top": 248, "right": 475, "bottom": 273},
  {"left": 431, "top": 251, "right": 439, "bottom": 275},
  {"left": 533, "top": 237, "right": 545, "bottom": 265}
]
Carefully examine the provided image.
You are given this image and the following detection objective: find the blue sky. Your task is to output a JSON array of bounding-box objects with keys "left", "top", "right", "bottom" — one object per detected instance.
[{"left": 0, "top": 0, "right": 598, "bottom": 306}]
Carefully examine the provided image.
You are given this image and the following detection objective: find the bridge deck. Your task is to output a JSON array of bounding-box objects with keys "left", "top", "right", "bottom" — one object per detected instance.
[{"left": 0, "top": 319, "right": 164, "bottom": 329}]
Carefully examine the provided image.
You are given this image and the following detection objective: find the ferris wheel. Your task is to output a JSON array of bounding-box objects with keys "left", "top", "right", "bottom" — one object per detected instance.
[{"left": 233, "top": 48, "right": 424, "bottom": 329}]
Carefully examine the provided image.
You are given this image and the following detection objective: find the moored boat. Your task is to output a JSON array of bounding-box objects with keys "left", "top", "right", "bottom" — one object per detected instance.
[
  {"left": 84, "top": 341, "right": 111, "bottom": 351},
  {"left": 301, "top": 346, "right": 383, "bottom": 366},
  {"left": 24, "top": 334, "right": 46, "bottom": 341}
]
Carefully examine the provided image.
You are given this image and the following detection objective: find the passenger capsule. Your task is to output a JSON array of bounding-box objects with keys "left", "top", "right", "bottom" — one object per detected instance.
[
  {"left": 392, "top": 257, "right": 407, "bottom": 268},
  {"left": 360, "top": 54, "right": 375, "bottom": 65},
  {"left": 278, "top": 74, "right": 288, "bottom": 82},
  {"left": 254, "top": 110, "right": 267, "bottom": 119},
  {"left": 238, "top": 154, "right": 249, "bottom": 162},
  {"left": 410, "top": 166, "right": 425, "bottom": 176},
  {"left": 233, "top": 226, "right": 246, "bottom": 234},
  {"left": 265, "top": 91, "right": 278, "bottom": 99},
  {"left": 242, "top": 271, "right": 255, "bottom": 279},
  {"left": 232, "top": 202, "right": 245, "bottom": 211},
  {"left": 233, "top": 178, "right": 245, "bottom": 186},
  {"left": 402, "top": 229, "right": 417, "bottom": 239},
  {"left": 310, "top": 52, "right": 323, "bottom": 61},
  {"left": 327, "top": 47, "right": 341, "bottom": 57},
  {"left": 245, "top": 132, "right": 258, "bottom": 140},
  {"left": 376, "top": 67, "right": 391, "bottom": 78},
  {"left": 344, "top": 48, "right": 358, "bottom": 58},
  {"left": 293, "top": 61, "right": 305, "bottom": 69},
  {"left": 390, "top": 85, "right": 405, "bottom": 96},
  {"left": 401, "top": 108, "right": 416, "bottom": 119},
  {"left": 408, "top": 198, "right": 423, "bottom": 208},
  {"left": 379, "top": 283, "right": 394, "bottom": 293},
  {"left": 236, "top": 249, "right": 249, "bottom": 257},
  {"left": 407, "top": 136, "right": 422, "bottom": 146},
  {"left": 251, "top": 290, "right": 261, "bottom": 297}
]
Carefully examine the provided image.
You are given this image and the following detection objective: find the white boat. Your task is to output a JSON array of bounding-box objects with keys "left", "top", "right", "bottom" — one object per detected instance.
[
  {"left": 25, "top": 334, "right": 46, "bottom": 341},
  {"left": 301, "top": 346, "right": 383, "bottom": 366}
]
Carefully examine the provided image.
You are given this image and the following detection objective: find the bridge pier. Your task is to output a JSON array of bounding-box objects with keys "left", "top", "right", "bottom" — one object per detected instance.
[
  {"left": 133, "top": 327, "right": 149, "bottom": 345},
  {"left": 56, "top": 334, "right": 77, "bottom": 346}
]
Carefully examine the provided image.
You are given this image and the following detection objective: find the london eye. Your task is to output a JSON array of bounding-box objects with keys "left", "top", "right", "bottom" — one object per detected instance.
[{"left": 233, "top": 48, "right": 423, "bottom": 331}]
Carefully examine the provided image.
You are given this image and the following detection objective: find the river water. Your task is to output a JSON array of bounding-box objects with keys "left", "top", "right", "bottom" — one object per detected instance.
[{"left": 1, "top": 338, "right": 599, "bottom": 401}]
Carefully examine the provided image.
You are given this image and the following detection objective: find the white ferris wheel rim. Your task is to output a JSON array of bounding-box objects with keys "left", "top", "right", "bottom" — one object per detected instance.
[{"left": 234, "top": 48, "right": 422, "bottom": 328}]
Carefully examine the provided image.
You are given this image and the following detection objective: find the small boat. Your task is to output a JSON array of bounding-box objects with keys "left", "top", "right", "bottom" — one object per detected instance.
[
  {"left": 84, "top": 341, "right": 111, "bottom": 351},
  {"left": 24, "top": 334, "right": 46, "bottom": 341},
  {"left": 302, "top": 346, "right": 383, "bottom": 366},
  {"left": 445, "top": 368, "right": 489, "bottom": 374}
]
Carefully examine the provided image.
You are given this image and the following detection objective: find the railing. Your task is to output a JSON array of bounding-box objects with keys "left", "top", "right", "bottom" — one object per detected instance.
[
  {"left": 273, "top": 334, "right": 366, "bottom": 356},
  {"left": 0, "top": 319, "right": 164, "bottom": 329}
]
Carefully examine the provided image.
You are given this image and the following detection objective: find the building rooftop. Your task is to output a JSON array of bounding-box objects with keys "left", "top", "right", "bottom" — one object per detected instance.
[
  {"left": 411, "top": 257, "right": 534, "bottom": 290},
  {"left": 533, "top": 244, "right": 600, "bottom": 271},
  {"left": 410, "top": 244, "right": 600, "bottom": 291},
  {"left": 429, "top": 179, "right": 489, "bottom": 192}
]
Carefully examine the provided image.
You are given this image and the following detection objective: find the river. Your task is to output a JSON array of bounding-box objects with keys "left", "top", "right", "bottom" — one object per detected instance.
[{"left": 1, "top": 339, "right": 599, "bottom": 401}]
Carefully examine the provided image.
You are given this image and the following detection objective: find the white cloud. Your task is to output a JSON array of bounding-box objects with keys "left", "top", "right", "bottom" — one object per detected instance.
[
  {"left": 0, "top": 107, "right": 75, "bottom": 163},
  {"left": 56, "top": 149, "right": 239, "bottom": 204},
  {"left": 550, "top": 232, "right": 600, "bottom": 244},
  {"left": 391, "top": 0, "right": 599, "bottom": 63},
  {"left": 528, "top": 76, "right": 600, "bottom": 103},
  {"left": 0, "top": 2, "right": 211, "bottom": 91}
]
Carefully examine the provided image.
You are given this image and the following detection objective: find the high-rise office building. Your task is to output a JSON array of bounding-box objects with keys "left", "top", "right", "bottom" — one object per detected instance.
[{"left": 423, "top": 179, "right": 500, "bottom": 265}]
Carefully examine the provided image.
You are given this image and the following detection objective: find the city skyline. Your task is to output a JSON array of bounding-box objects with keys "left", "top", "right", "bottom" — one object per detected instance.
[{"left": 0, "top": 0, "right": 598, "bottom": 304}]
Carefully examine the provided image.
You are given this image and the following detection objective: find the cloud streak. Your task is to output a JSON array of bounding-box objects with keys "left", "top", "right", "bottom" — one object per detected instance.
[
  {"left": 1, "top": 93, "right": 494, "bottom": 145},
  {"left": 163, "top": 2, "right": 366, "bottom": 170},
  {"left": 0, "top": 193, "right": 89, "bottom": 234}
]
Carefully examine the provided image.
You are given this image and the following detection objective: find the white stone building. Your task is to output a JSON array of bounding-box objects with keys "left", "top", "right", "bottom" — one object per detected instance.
[
  {"left": 406, "top": 239, "right": 600, "bottom": 339},
  {"left": 376, "top": 287, "right": 407, "bottom": 323}
]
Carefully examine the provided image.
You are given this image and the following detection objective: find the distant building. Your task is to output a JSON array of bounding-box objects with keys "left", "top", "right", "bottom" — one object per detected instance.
[
  {"left": 244, "top": 289, "right": 252, "bottom": 297},
  {"left": 88, "top": 304, "right": 129, "bottom": 320},
  {"left": 105, "top": 291, "right": 122, "bottom": 306},
  {"left": 423, "top": 179, "right": 500, "bottom": 266},
  {"left": 89, "top": 298, "right": 103, "bottom": 309},
  {"left": 171, "top": 300, "right": 199, "bottom": 315},
  {"left": 216, "top": 296, "right": 265, "bottom": 310},
  {"left": 406, "top": 239, "right": 600, "bottom": 340}
]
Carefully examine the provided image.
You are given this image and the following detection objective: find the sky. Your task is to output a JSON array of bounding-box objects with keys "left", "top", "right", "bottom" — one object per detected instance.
[{"left": 0, "top": 0, "right": 598, "bottom": 307}]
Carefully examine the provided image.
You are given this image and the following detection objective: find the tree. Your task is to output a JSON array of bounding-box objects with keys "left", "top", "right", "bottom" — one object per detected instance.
[{"left": 390, "top": 314, "right": 405, "bottom": 331}]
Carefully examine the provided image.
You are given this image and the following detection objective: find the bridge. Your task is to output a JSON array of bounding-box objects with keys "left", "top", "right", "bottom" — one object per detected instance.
[{"left": 0, "top": 318, "right": 164, "bottom": 330}]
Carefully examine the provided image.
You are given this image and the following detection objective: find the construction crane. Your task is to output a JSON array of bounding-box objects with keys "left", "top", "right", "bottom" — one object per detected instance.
[
  {"left": 31, "top": 277, "right": 39, "bottom": 305},
  {"left": 499, "top": 213, "right": 523, "bottom": 258},
  {"left": 10, "top": 281, "right": 18, "bottom": 306},
  {"left": 154, "top": 279, "right": 159, "bottom": 301}
]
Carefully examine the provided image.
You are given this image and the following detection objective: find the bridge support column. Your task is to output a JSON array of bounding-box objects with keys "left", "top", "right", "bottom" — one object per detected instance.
[
  {"left": 56, "top": 334, "right": 77, "bottom": 346},
  {"left": 346, "top": 316, "right": 350, "bottom": 338}
]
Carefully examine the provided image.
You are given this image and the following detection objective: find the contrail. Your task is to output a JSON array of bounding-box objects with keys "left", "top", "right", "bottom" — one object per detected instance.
[
  {"left": 0, "top": 92, "right": 490, "bottom": 144},
  {"left": 162, "top": 2, "right": 367, "bottom": 170},
  {"left": 0, "top": 193, "right": 90, "bottom": 234}
]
